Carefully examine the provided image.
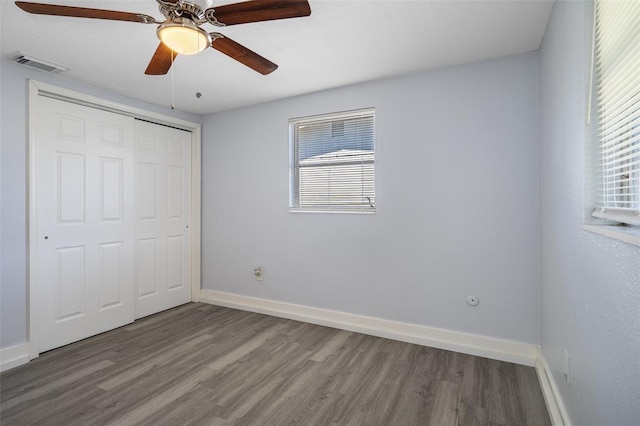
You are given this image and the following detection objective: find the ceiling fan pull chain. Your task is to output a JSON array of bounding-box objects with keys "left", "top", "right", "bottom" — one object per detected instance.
[{"left": 171, "top": 52, "right": 175, "bottom": 110}]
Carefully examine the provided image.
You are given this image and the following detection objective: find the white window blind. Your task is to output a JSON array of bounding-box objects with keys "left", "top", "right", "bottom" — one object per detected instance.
[
  {"left": 289, "top": 108, "right": 375, "bottom": 212},
  {"left": 591, "top": 0, "right": 640, "bottom": 226}
]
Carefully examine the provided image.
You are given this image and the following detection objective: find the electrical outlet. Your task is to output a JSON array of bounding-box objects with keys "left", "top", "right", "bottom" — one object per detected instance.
[
  {"left": 254, "top": 266, "right": 263, "bottom": 282},
  {"left": 563, "top": 349, "right": 570, "bottom": 384}
]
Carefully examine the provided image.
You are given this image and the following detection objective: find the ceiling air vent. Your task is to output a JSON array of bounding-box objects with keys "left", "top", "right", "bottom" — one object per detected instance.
[{"left": 12, "top": 53, "right": 68, "bottom": 74}]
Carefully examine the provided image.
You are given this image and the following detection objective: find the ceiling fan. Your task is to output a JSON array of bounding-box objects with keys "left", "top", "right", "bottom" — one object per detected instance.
[{"left": 14, "top": 0, "right": 311, "bottom": 75}]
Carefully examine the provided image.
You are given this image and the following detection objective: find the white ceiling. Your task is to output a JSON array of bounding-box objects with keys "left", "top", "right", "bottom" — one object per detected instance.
[{"left": 0, "top": 0, "right": 554, "bottom": 115}]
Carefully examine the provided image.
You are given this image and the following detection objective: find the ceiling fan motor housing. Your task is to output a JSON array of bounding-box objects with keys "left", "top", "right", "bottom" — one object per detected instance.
[{"left": 158, "top": 0, "right": 217, "bottom": 24}]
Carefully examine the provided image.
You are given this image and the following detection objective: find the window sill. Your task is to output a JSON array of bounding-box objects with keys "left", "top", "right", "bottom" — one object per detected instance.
[
  {"left": 584, "top": 224, "right": 640, "bottom": 247},
  {"left": 289, "top": 209, "right": 376, "bottom": 215}
]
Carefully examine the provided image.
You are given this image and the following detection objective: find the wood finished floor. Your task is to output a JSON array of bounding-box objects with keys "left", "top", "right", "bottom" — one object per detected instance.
[{"left": 0, "top": 303, "right": 551, "bottom": 426}]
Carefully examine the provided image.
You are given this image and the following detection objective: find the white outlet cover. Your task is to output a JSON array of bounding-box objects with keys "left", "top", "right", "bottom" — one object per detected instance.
[{"left": 254, "top": 267, "right": 263, "bottom": 282}]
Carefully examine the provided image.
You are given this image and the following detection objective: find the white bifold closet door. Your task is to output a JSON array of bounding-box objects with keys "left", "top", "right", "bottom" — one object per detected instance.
[
  {"left": 134, "top": 120, "right": 192, "bottom": 319},
  {"left": 35, "top": 96, "right": 191, "bottom": 353},
  {"left": 36, "top": 97, "right": 136, "bottom": 352}
]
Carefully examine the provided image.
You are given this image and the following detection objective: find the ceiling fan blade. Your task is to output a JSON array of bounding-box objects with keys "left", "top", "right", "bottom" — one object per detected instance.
[
  {"left": 211, "top": 34, "right": 278, "bottom": 75},
  {"left": 211, "top": 0, "right": 310, "bottom": 26},
  {"left": 15, "top": 1, "right": 157, "bottom": 23},
  {"left": 145, "top": 43, "right": 177, "bottom": 75}
]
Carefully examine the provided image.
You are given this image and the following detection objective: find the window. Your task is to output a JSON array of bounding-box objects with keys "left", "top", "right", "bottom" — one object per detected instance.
[
  {"left": 590, "top": 0, "right": 640, "bottom": 226},
  {"left": 289, "top": 108, "right": 375, "bottom": 213}
]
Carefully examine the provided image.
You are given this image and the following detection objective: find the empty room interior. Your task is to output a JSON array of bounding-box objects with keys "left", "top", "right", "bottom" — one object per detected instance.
[{"left": 1, "top": 0, "right": 639, "bottom": 425}]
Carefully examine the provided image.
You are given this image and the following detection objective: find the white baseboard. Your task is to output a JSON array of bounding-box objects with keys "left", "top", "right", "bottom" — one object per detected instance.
[
  {"left": 0, "top": 342, "right": 30, "bottom": 372},
  {"left": 535, "top": 351, "right": 571, "bottom": 426},
  {"left": 199, "top": 289, "right": 538, "bottom": 366}
]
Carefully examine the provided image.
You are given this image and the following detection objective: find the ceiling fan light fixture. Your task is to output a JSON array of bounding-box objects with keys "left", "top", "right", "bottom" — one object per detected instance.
[{"left": 157, "top": 18, "right": 211, "bottom": 55}]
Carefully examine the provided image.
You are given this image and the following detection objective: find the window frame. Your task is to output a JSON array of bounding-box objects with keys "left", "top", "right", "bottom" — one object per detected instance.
[
  {"left": 288, "top": 108, "right": 376, "bottom": 214},
  {"left": 585, "top": 0, "right": 640, "bottom": 246}
]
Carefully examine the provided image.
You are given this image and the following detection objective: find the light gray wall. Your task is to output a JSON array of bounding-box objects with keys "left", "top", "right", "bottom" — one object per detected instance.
[
  {"left": 202, "top": 52, "right": 540, "bottom": 343},
  {"left": 539, "top": 2, "right": 640, "bottom": 424},
  {"left": 0, "top": 60, "right": 201, "bottom": 349}
]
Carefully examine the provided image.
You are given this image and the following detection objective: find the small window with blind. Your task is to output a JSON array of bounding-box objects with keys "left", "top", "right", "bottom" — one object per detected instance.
[
  {"left": 289, "top": 108, "right": 375, "bottom": 213},
  {"left": 590, "top": 0, "right": 640, "bottom": 227}
]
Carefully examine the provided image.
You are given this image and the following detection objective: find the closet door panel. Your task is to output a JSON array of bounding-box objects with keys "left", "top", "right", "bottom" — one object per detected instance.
[
  {"left": 134, "top": 120, "right": 192, "bottom": 319},
  {"left": 36, "top": 96, "right": 136, "bottom": 352}
]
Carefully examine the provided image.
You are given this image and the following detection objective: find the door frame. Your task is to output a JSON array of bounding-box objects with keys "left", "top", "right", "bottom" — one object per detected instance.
[{"left": 27, "top": 80, "right": 202, "bottom": 360}]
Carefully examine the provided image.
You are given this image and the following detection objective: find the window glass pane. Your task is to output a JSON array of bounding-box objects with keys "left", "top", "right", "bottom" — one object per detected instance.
[
  {"left": 591, "top": 0, "right": 640, "bottom": 225},
  {"left": 289, "top": 109, "right": 375, "bottom": 212}
]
